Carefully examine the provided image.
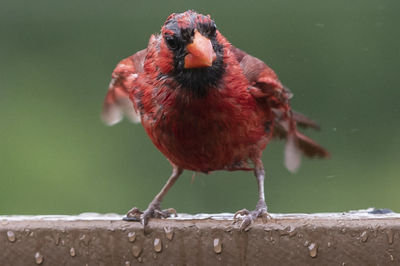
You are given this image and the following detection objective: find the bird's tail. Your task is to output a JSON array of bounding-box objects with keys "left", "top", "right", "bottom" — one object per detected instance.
[{"left": 273, "top": 110, "right": 330, "bottom": 172}]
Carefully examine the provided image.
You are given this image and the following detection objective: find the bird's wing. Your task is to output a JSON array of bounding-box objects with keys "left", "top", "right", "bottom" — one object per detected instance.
[
  {"left": 101, "top": 49, "right": 147, "bottom": 125},
  {"left": 231, "top": 46, "right": 329, "bottom": 172}
]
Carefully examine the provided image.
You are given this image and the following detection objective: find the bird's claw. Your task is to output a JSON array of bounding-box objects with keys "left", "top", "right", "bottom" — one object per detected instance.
[
  {"left": 233, "top": 209, "right": 250, "bottom": 220},
  {"left": 123, "top": 205, "right": 177, "bottom": 226},
  {"left": 233, "top": 207, "right": 271, "bottom": 231},
  {"left": 153, "top": 208, "right": 177, "bottom": 218},
  {"left": 123, "top": 207, "right": 143, "bottom": 221}
]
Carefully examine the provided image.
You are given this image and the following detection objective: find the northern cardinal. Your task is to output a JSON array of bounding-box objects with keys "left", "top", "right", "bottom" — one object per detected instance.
[{"left": 102, "top": 10, "right": 329, "bottom": 229}]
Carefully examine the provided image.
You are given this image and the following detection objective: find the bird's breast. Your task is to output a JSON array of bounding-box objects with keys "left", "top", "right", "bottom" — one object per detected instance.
[{"left": 142, "top": 87, "right": 270, "bottom": 172}]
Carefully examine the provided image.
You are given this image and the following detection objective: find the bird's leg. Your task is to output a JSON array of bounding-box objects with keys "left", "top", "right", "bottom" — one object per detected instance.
[
  {"left": 234, "top": 163, "right": 270, "bottom": 230},
  {"left": 124, "top": 166, "right": 183, "bottom": 226}
]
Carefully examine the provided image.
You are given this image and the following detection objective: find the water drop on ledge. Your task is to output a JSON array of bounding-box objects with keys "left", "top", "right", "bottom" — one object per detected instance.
[
  {"left": 154, "top": 238, "right": 162, "bottom": 253},
  {"left": 70, "top": 247, "right": 76, "bottom": 257},
  {"left": 34, "top": 252, "right": 44, "bottom": 265},
  {"left": 360, "top": 231, "right": 368, "bottom": 242},
  {"left": 128, "top": 232, "right": 136, "bottom": 242},
  {"left": 213, "top": 238, "right": 222, "bottom": 254},
  {"left": 7, "top": 231, "right": 16, "bottom": 242},
  {"left": 308, "top": 243, "right": 318, "bottom": 258},
  {"left": 164, "top": 226, "right": 174, "bottom": 241}
]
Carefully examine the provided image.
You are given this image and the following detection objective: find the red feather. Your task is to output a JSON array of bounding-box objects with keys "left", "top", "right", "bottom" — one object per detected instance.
[
  {"left": 102, "top": 11, "right": 329, "bottom": 227},
  {"left": 103, "top": 26, "right": 329, "bottom": 173}
]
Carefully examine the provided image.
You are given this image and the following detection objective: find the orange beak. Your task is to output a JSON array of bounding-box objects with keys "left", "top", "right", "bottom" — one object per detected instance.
[{"left": 184, "top": 30, "right": 217, "bottom": 68}]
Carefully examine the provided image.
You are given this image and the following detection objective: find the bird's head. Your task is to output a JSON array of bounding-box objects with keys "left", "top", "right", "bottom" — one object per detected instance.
[{"left": 160, "top": 10, "right": 225, "bottom": 97}]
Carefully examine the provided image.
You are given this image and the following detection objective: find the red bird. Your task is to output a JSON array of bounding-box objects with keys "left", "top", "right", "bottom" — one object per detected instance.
[{"left": 102, "top": 10, "right": 329, "bottom": 229}]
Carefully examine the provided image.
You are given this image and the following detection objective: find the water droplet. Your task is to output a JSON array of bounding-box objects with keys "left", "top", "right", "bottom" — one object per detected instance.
[
  {"left": 128, "top": 232, "right": 136, "bottom": 242},
  {"left": 303, "top": 240, "right": 310, "bottom": 247},
  {"left": 79, "top": 234, "right": 90, "bottom": 246},
  {"left": 132, "top": 245, "right": 142, "bottom": 258},
  {"left": 154, "top": 238, "right": 162, "bottom": 253},
  {"left": 164, "top": 227, "right": 174, "bottom": 240},
  {"left": 387, "top": 230, "right": 394, "bottom": 244},
  {"left": 138, "top": 257, "right": 143, "bottom": 263},
  {"left": 327, "top": 241, "right": 332, "bottom": 248},
  {"left": 341, "top": 228, "right": 347, "bottom": 234},
  {"left": 125, "top": 261, "right": 131, "bottom": 266},
  {"left": 308, "top": 243, "right": 318, "bottom": 258},
  {"left": 7, "top": 231, "right": 16, "bottom": 242},
  {"left": 213, "top": 238, "right": 222, "bottom": 254},
  {"left": 34, "top": 252, "right": 44, "bottom": 265},
  {"left": 70, "top": 247, "right": 76, "bottom": 257},
  {"left": 360, "top": 231, "right": 368, "bottom": 242}
]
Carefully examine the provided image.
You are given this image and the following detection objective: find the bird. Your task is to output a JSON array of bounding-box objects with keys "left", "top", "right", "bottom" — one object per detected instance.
[{"left": 102, "top": 10, "right": 329, "bottom": 229}]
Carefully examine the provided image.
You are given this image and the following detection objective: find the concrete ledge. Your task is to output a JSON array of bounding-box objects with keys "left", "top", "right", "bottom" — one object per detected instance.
[{"left": 1, "top": 209, "right": 399, "bottom": 265}]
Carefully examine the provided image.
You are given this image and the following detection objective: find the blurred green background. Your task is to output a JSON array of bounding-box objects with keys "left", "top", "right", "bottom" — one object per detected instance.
[{"left": 1, "top": 0, "right": 399, "bottom": 215}]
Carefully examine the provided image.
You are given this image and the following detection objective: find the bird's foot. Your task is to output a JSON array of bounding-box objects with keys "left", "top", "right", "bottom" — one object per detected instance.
[
  {"left": 123, "top": 203, "right": 177, "bottom": 226},
  {"left": 233, "top": 202, "right": 271, "bottom": 231}
]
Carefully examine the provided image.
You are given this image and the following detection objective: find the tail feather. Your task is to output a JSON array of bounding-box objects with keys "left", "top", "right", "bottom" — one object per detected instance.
[
  {"left": 295, "top": 131, "right": 330, "bottom": 158},
  {"left": 275, "top": 110, "right": 330, "bottom": 172},
  {"left": 292, "top": 111, "right": 320, "bottom": 130},
  {"left": 283, "top": 130, "right": 330, "bottom": 173},
  {"left": 284, "top": 133, "right": 302, "bottom": 172}
]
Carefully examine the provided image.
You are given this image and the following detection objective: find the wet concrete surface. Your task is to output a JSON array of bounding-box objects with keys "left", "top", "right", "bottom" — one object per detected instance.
[{"left": 1, "top": 209, "right": 400, "bottom": 265}]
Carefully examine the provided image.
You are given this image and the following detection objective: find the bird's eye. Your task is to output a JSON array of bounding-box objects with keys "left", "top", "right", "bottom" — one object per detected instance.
[
  {"left": 209, "top": 24, "right": 217, "bottom": 37},
  {"left": 165, "top": 36, "right": 178, "bottom": 50}
]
